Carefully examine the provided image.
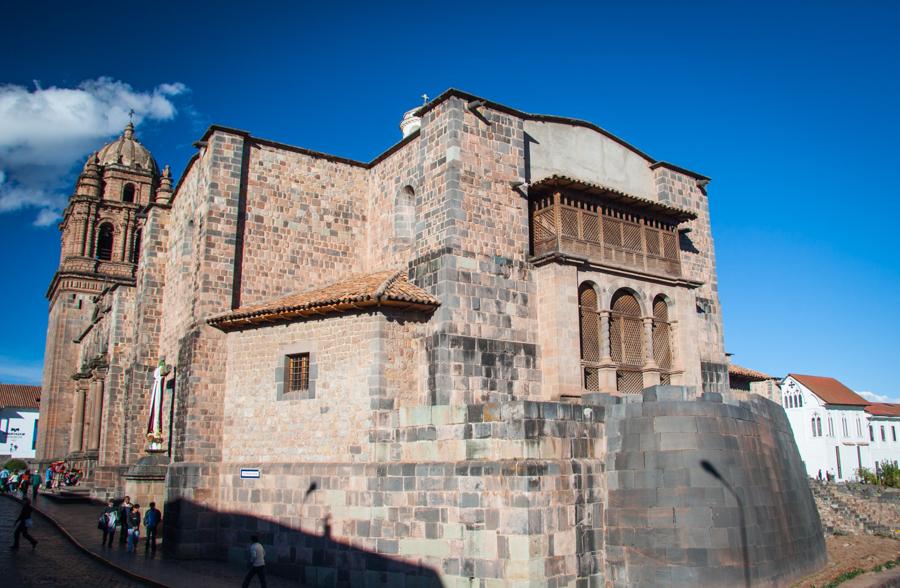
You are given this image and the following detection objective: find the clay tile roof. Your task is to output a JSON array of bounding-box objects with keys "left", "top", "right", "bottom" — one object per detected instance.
[
  {"left": 208, "top": 270, "right": 439, "bottom": 331},
  {"left": 789, "top": 374, "right": 870, "bottom": 406},
  {"left": 529, "top": 174, "right": 698, "bottom": 222},
  {"left": 728, "top": 364, "right": 774, "bottom": 381},
  {"left": 865, "top": 403, "right": 900, "bottom": 417},
  {"left": 0, "top": 384, "right": 40, "bottom": 409}
]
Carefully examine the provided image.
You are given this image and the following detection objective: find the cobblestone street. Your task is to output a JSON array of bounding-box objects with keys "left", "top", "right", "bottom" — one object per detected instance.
[{"left": 0, "top": 495, "right": 144, "bottom": 587}]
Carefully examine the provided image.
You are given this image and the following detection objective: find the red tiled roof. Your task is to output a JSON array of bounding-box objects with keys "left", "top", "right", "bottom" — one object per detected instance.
[
  {"left": 0, "top": 384, "right": 40, "bottom": 409},
  {"left": 789, "top": 374, "right": 870, "bottom": 406},
  {"left": 728, "top": 363, "right": 773, "bottom": 381},
  {"left": 208, "top": 270, "right": 439, "bottom": 331},
  {"left": 865, "top": 403, "right": 900, "bottom": 417}
]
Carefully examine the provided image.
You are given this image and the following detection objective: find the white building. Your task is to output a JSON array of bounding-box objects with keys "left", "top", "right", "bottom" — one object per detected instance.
[
  {"left": 0, "top": 384, "right": 41, "bottom": 460},
  {"left": 865, "top": 403, "right": 900, "bottom": 473},
  {"left": 782, "top": 374, "right": 873, "bottom": 481}
]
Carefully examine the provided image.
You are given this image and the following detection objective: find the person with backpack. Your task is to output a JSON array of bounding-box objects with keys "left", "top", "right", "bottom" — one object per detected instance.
[
  {"left": 99, "top": 499, "right": 118, "bottom": 546},
  {"left": 143, "top": 502, "right": 162, "bottom": 551}
]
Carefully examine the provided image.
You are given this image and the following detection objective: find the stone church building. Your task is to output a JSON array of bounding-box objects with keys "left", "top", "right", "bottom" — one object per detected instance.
[{"left": 38, "top": 90, "right": 824, "bottom": 586}]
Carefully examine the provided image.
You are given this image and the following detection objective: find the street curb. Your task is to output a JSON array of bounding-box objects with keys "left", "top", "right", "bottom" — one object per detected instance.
[{"left": 2, "top": 493, "right": 172, "bottom": 588}]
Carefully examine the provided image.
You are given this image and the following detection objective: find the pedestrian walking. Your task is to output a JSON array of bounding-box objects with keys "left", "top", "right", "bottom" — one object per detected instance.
[
  {"left": 242, "top": 535, "right": 267, "bottom": 588},
  {"left": 126, "top": 504, "right": 141, "bottom": 552},
  {"left": 143, "top": 501, "right": 161, "bottom": 551},
  {"left": 118, "top": 495, "right": 132, "bottom": 544},
  {"left": 99, "top": 499, "right": 118, "bottom": 546},
  {"left": 10, "top": 497, "right": 38, "bottom": 549},
  {"left": 45, "top": 466, "right": 53, "bottom": 490},
  {"left": 0, "top": 467, "right": 8, "bottom": 493}
]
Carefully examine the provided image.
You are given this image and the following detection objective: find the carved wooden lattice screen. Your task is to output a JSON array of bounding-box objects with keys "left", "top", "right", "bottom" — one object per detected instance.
[
  {"left": 579, "top": 284, "right": 600, "bottom": 391},
  {"left": 531, "top": 195, "right": 557, "bottom": 252},
  {"left": 652, "top": 296, "right": 673, "bottom": 385},
  {"left": 529, "top": 192, "right": 682, "bottom": 278},
  {"left": 611, "top": 291, "right": 644, "bottom": 394}
]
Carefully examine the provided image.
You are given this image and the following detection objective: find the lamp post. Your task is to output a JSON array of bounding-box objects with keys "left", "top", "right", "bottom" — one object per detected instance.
[{"left": 701, "top": 460, "right": 751, "bottom": 588}]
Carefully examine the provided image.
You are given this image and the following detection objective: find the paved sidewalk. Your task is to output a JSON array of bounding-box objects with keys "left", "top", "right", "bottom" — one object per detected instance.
[
  {"left": 1, "top": 494, "right": 144, "bottom": 587},
  {"left": 4, "top": 491, "right": 298, "bottom": 588}
]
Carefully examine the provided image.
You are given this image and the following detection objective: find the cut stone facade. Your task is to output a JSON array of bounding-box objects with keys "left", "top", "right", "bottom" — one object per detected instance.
[{"left": 38, "top": 90, "right": 824, "bottom": 586}]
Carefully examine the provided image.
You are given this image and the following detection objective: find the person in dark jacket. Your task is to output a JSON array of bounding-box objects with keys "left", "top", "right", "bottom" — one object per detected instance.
[
  {"left": 126, "top": 504, "right": 141, "bottom": 552},
  {"left": 143, "top": 502, "right": 161, "bottom": 551},
  {"left": 100, "top": 499, "right": 118, "bottom": 546},
  {"left": 118, "top": 496, "right": 132, "bottom": 544},
  {"left": 10, "top": 497, "right": 37, "bottom": 549}
]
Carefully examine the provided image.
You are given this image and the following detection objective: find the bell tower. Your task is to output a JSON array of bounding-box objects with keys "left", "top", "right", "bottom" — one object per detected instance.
[{"left": 37, "top": 122, "right": 171, "bottom": 463}]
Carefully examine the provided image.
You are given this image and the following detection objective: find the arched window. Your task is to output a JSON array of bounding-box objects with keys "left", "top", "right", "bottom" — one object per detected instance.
[
  {"left": 799, "top": 394, "right": 803, "bottom": 407},
  {"left": 817, "top": 417, "right": 823, "bottom": 437},
  {"left": 122, "top": 183, "right": 136, "bottom": 203},
  {"left": 578, "top": 283, "right": 600, "bottom": 391},
  {"left": 96, "top": 223, "right": 114, "bottom": 261},
  {"left": 842, "top": 417, "right": 848, "bottom": 437},
  {"left": 610, "top": 289, "right": 643, "bottom": 394},
  {"left": 811, "top": 417, "right": 817, "bottom": 437},
  {"left": 828, "top": 417, "right": 834, "bottom": 437},
  {"left": 652, "top": 295, "right": 672, "bottom": 384},
  {"left": 131, "top": 229, "right": 142, "bottom": 264},
  {"left": 394, "top": 185, "right": 416, "bottom": 250}
]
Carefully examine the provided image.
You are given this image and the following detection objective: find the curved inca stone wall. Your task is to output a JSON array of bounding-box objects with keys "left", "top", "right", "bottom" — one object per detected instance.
[{"left": 603, "top": 387, "right": 826, "bottom": 587}]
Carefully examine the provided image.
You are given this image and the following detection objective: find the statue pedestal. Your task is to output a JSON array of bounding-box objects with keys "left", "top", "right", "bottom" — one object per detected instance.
[{"left": 124, "top": 451, "right": 168, "bottom": 516}]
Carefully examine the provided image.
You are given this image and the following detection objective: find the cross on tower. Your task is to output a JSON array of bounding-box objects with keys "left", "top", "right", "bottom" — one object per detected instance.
[
  {"left": 128, "top": 109, "right": 135, "bottom": 123},
  {"left": 421, "top": 94, "right": 429, "bottom": 104}
]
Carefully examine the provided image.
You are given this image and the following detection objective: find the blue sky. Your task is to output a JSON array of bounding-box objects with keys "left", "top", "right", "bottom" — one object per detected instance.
[{"left": 1, "top": 1, "right": 898, "bottom": 401}]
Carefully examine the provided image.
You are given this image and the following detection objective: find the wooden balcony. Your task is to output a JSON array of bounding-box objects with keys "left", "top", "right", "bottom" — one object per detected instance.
[{"left": 530, "top": 190, "right": 685, "bottom": 280}]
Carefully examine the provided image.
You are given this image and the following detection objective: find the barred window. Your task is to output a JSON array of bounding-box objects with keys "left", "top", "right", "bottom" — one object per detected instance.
[{"left": 285, "top": 353, "right": 310, "bottom": 392}]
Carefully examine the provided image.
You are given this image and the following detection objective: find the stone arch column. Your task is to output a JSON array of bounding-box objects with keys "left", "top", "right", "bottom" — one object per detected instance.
[
  {"left": 88, "top": 378, "right": 104, "bottom": 452},
  {"left": 69, "top": 383, "right": 88, "bottom": 454}
]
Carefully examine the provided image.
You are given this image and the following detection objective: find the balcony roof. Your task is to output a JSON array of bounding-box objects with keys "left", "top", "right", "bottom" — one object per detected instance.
[{"left": 530, "top": 175, "right": 698, "bottom": 222}]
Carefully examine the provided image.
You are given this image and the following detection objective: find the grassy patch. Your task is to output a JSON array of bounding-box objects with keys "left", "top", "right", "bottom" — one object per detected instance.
[{"left": 822, "top": 568, "right": 864, "bottom": 588}]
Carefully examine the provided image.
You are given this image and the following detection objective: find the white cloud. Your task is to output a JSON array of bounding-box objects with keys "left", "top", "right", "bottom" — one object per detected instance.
[
  {"left": 0, "top": 77, "right": 188, "bottom": 226},
  {"left": 857, "top": 390, "right": 900, "bottom": 404},
  {"left": 0, "top": 356, "right": 43, "bottom": 385}
]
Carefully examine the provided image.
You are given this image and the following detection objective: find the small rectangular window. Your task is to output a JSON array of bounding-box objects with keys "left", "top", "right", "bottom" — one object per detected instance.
[
  {"left": 893, "top": 426, "right": 897, "bottom": 442},
  {"left": 882, "top": 426, "right": 887, "bottom": 442},
  {"left": 870, "top": 425, "right": 875, "bottom": 442},
  {"left": 285, "top": 353, "right": 310, "bottom": 392}
]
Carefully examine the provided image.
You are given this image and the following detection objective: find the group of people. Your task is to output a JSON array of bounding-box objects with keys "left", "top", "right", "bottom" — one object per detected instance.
[
  {"left": 99, "top": 496, "right": 161, "bottom": 553},
  {"left": 46, "top": 461, "right": 82, "bottom": 489},
  {"left": 0, "top": 467, "right": 42, "bottom": 500}
]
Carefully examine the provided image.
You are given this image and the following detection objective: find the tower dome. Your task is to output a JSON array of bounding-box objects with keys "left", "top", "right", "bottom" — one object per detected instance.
[{"left": 96, "top": 122, "right": 159, "bottom": 174}]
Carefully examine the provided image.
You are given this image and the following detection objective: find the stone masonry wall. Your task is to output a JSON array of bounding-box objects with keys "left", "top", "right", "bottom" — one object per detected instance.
[
  {"left": 238, "top": 144, "right": 369, "bottom": 307},
  {"left": 654, "top": 168, "right": 727, "bottom": 392},
  {"left": 223, "top": 312, "right": 382, "bottom": 463},
  {"left": 37, "top": 291, "right": 94, "bottom": 461},
  {"left": 171, "top": 399, "right": 606, "bottom": 587},
  {"left": 603, "top": 387, "right": 826, "bottom": 587},
  {"left": 158, "top": 131, "right": 247, "bottom": 553}
]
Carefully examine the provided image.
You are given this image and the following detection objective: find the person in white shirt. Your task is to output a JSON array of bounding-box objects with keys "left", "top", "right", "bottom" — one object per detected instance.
[{"left": 242, "top": 535, "right": 266, "bottom": 588}]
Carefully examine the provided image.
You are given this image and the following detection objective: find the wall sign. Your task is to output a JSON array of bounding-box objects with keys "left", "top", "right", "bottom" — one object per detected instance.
[{"left": 240, "top": 468, "right": 260, "bottom": 479}]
